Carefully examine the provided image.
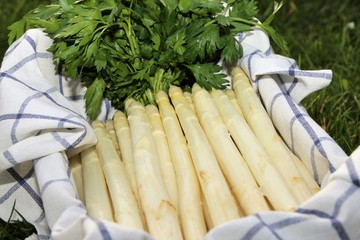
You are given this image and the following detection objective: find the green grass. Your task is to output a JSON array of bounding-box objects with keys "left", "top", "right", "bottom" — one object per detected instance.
[
  {"left": 0, "top": 0, "right": 51, "bottom": 60},
  {"left": 0, "top": 0, "right": 359, "bottom": 155}
]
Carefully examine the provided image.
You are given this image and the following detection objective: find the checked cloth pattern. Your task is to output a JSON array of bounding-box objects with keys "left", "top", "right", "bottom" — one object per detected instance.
[{"left": 0, "top": 28, "right": 359, "bottom": 240}]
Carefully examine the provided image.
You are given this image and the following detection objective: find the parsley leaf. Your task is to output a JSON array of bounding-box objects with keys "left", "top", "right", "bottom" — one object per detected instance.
[
  {"left": 7, "top": 0, "right": 288, "bottom": 120},
  {"left": 185, "top": 63, "right": 229, "bottom": 91},
  {"left": 84, "top": 77, "right": 106, "bottom": 120}
]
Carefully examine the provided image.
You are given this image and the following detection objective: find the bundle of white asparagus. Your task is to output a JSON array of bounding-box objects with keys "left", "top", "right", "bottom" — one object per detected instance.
[{"left": 69, "top": 67, "right": 320, "bottom": 240}]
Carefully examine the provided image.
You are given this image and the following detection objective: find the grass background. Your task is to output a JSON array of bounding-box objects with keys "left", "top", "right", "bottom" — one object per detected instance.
[{"left": 0, "top": 0, "right": 359, "bottom": 155}]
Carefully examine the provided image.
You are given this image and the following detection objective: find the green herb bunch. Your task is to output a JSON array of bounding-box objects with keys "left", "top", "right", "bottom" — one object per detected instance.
[{"left": 8, "top": 0, "right": 287, "bottom": 120}]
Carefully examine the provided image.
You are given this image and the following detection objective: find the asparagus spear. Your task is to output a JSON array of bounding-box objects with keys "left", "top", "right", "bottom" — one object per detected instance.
[
  {"left": 192, "top": 83, "right": 270, "bottom": 215},
  {"left": 169, "top": 85, "right": 240, "bottom": 227},
  {"left": 145, "top": 104, "right": 179, "bottom": 211},
  {"left": 231, "top": 67, "right": 313, "bottom": 203},
  {"left": 211, "top": 88, "right": 298, "bottom": 211},
  {"left": 125, "top": 99, "right": 183, "bottom": 240},
  {"left": 156, "top": 90, "right": 207, "bottom": 240},
  {"left": 81, "top": 146, "right": 114, "bottom": 222},
  {"left": 92, "top": 120, "right": 144, "bottom": 230}
]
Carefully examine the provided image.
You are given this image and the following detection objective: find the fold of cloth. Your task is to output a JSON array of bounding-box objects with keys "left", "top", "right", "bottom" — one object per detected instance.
[
  {"left": 0, "top": 29, "right": 118, "bottom": 239},
  {"left": 206, "top": 146, "right": 360, "bottom": 240},
  {"left": 0, "top": 28, "right": 357, "bottom": 240},
  {"left": 236, "top": 28, "right": 348, "bottom": 184}
]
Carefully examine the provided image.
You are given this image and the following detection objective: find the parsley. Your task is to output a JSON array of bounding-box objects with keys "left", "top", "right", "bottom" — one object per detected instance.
[{"left": 8, "top": 0, "right": 288, "bottom": 120}]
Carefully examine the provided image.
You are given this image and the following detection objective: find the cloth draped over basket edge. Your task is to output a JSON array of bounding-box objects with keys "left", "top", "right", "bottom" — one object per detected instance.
[{"left": 0, "top": 28, "right": 358, "bottom": 240}]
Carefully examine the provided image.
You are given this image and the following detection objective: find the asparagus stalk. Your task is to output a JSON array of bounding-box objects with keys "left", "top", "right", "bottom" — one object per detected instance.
[
  {"left": 224, "top": 89, "right": 244, "bottom": 117},
  {"left": 145, "top": 104, "right": 179, "bottom": 211},
  {"left": 156, "top": 90, "right": 207, "bottom": 240},
  {"left": 183, "top": 91, "right": 196, "bottom": 113},
  {"left": 281, "top": 141, "right": 320, "bottom": 195},
  {"left": 113, "top": 110, "right": 148, "bottom": 230},
  {"left": 105, "top": 119, "right": 120, "bottom": 156},
  {"left": 192, "top": 83, "right": 270, "bottom": 215},
  {"left": 231, "top": 67, "right": 313, "bottom": 204},
  {"left": 69, "top": 153, "right": 85, "bottom": 205},
  {"left": 201, "top": 192, "right": 214, "bottom": 231},
  {"left": 81, "top": 146, "right": 114, "bottom": 222},
  {"left": 92, "top": 120, "right": 144, "bottom": 231},
  {"left": 169, "top": 85, "right": 240, "bottom": 227},
  {"left": 113, "top": 111, "right": 139, "bottom": 202},
  {"left": 211, "top": 88, "right": 298, "bottom": 211},
  {"left": 125, "top": 99, "right": 183, "bottom": 240}
]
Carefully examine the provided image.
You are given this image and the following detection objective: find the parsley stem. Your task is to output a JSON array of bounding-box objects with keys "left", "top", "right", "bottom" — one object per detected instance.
[
  {"left": 204, "top": 19, "right": 216, "bottom": 28},
  {"left": 122, "top": 15, "right": 140, "bottom": 57},
  {"left": 228, "top": 16, "right": 259, "bottom": 27}
]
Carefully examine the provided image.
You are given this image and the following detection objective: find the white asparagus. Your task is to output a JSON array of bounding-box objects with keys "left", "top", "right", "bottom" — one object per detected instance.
[
  {"left": 156, "top": 90, "right": 207, "bottom": 240},
  {"left": 113, "top": 110, "right": 148, "bottom": 230},
  {"left": 211, "top": 88, "right": 299, "bottom": 211},
  {"left": 192, "top": 83, "right": 270, "bottom": 215},
  {"left": 69, "top": 153, "right": 85, "bottom": 205},
  {"left": 282, "top": 142, "right": 321, "bottom": 195},
  {"left": 146, "top": 104, "right": 179, "bottom": 210},
  {"left": 92, "top": 120, "right": 144, "bottom": 231},
  {"left": 201, "top": 192, "right": 213, "bottom": 231},
  {"left": 183, "top": 91, "right": 196, "bottom": 113},
  {"left": 81, "top": 146, "right": 114, "bottom": 222},
  {"left": 231, "top": 67, "right": 313, "bottom": 204},
  {"left": 169, "top": 85, "right": 240, "bottom": 226},
  {"left": 224, "top": 89, "right": 244, "bottom": 117},
  {"left": 113, "top": 111, "right": 138, "bottom": 199},
  {"left": 105, "top": 119, "right": 120, "bottom": 156},
  {"left": 125, "top": 99, "right": 183, "bottom": 240}
]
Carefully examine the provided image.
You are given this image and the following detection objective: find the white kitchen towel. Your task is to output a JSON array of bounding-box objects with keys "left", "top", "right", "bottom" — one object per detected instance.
[
  {"left": 0, "top": 28, "right": 357, "bottom": 240},
  {"left": 206, "top": 146, "right": 360, "bottom": 240},
  {"left": 237, "top": 29, "right": 349, "bottom": 185}
]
